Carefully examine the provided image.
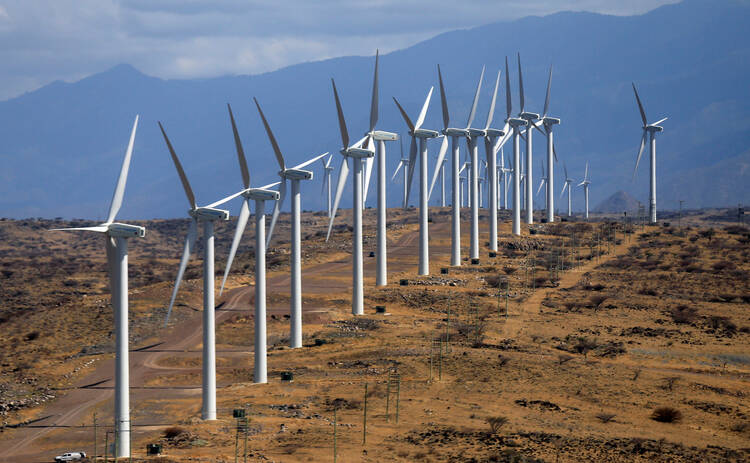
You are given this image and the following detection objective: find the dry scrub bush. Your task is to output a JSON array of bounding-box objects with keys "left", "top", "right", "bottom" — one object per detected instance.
[
  {"left": 589, "top": 295, "right": 608, "bottom": 312},
  {"left": 595, "top": 413, "right": 616, "bottom": 423},
  {"left": 651, "top": 407, "right": 682, "bottom": 423},
  {"left": 486, "top": 415, "right": 509, "bottom": 434},
  {"left": 671, "top": 305, "right": 698, "bottom": 324},
  {"left": 163, "top": 426, "right": 187, "bottom": 439}
]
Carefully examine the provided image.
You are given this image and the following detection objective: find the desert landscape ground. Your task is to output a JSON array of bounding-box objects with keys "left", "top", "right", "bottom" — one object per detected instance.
[{"left": 0, "top": 206, "right": 748, "bottom": 462}]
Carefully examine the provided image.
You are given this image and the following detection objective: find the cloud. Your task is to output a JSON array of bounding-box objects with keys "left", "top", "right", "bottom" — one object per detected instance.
[{"left": 0, "top": 0, "right": 679, "bottom": 100}]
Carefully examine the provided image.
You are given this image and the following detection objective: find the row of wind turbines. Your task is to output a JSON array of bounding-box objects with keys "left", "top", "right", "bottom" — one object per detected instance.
[{"left": 51, "top": 52, "right": 665, "bottom": 458}]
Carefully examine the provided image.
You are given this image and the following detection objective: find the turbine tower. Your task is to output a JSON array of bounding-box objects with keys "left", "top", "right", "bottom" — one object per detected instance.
[
  {"left": 517, "top": 53, "right": 539, "bottom": 225},
  {"left": 481, "top": 70, "right": 505, "bottom": 252},
  {"left": 159, "top": 122, "right": 230, "bottom": 421},
  {"left": 578, "top": 162, "right": 591, "bottom": 220},
  {"left": 327, "top": 78, "right": 375, "bottom": 315},
  {"left": 560, "top": 162, "right": 573, "bottom": 217},
  {"left": 394, "top": 88, "right": 439, "bottom": 275},
  {"left": 255, "top": 99, "right": 327, "bottom": 349},
  {"left": 537, "top": 158, "right": 548, "bottom": 208},
  {"left": 529, "top": 67, "right": 560, "bottom": 223},
  {"left": 220, "top": 104, "right": 280, "bottom": 384},
  {"left": 429, "top": 65, "right": 470, "bottom": 266},
  {"left": 632, "top": 83, "right": 667, "bottom": 223},
  {"left": 391, "top": 139, "right": 409, "bottom": 209},
  {"left": 364, "top": 51, "right": 399, "bottom": 287},
  {"left": 52, "top": 116, "right": 143, "bottom": 459}
]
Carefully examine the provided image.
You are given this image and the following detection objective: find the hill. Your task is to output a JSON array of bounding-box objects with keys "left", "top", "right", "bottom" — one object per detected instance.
[
  {"left": 0, "top": 0, "right": 749, "bottom": 219},
  {"left": 594, "top": 190, "right": 641, "bottom": 214}
]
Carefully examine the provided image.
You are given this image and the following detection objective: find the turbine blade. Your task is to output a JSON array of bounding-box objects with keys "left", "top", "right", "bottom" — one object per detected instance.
[
  {"left": 106, "top": 115, "right": 139, "bottom": 224},
  {"left": 165, "top": 218, "right": 197, "bottom": 325},
  {"left": 331, "top": 79, "right": 350, "bottom": 149},
  {"left": 363, "top": 137, "right": 375, "bottom": 202},
  {"left": 324, "top": 153, "right": 333, "bottom": 168},
  {"left": 369, "top": 50, "right": 379, "bottom": 133},
  {"left": 652, "top": 117, "right": 668, "bottom": 126},
  {"left": 253, "top": 97, "right": 286, "bottom": 171},
  {"left": 265, "top": 180, "right": 286, "bottom": 247},
  {"left": 391, "top": 161, "right": 404, "bottom": 182},
  {"left": 537, "top": 179, "right": 545, "bottom": 196},
  {"left": 543, "top": 65, "right": 552, "bottom": 118},
  {"left": 206, "top": 189, "right": 244, "bottom": 208},
  {"left": 293, "top": 152, "right": 328, "bottom": 170},
  {"left": 220, "top": 199, "right": 250, "bottom": 295},
  {"left": 504, "top": 56, "right": 512, "bottom": 119},
  {"left": 405, "top": 136, "right": 417, "bottom": 207},
  {"left": 392, "top": 97, "right": 415, "bottom": 132},
  {"left": 437, "top": 64, "right": 450, "bottom": 129},
  {"left": 429, "top": 135, "right": 449, "bottom": 199},
  {"left": 633, "top": 131, "right": 647, "bottom": 179},
  {"left": 158, "top": 121, "right": 197, "bottom": 210},
  {"left": 467, "top": 66, "right": 485, "bottom": 128},
  {"left": 563, "top": 162, "right": 568, "bottom": 180},
  {"left": 485, "top": 69, "right": 500, "bottom": 130},
  {"left": 560, "top": 181, "right": 568, "bottom": 197},
  {"left": 518, "top": 53, "right": 525, "bottom": 114},
  {"left": 326, "top": 156, "right": 350, "bottom": 241},
  {"left": 227, "top": 103, "right": 250, "bottom": 189},
  {"left": 632, "top": 83, "right": 648, "bottom": 126},
  {"left": 321, "top": 170, "right": 328, "bottom": 195},
  {"left": 258, "top": 181, "right": 281, "bottom": 190},
  {"left": 51, "top": 225, "right": 109, "bottom": 233},
  {"left": 584, "top": 162, "right": 589, "bottom": 181},
  {"left": 553, "top": 141, "right": 559, "bottom": 162},
  {"left": 106, "top": 237, "right": 118, "bottom": 317},
  {"left": 415, "top": 87, "right": 434, "bottom": 130}
]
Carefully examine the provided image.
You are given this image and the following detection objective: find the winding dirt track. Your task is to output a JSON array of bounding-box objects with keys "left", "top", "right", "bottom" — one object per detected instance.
[{"left": 0, "top": 216, "right": 449, "bottom": 462}]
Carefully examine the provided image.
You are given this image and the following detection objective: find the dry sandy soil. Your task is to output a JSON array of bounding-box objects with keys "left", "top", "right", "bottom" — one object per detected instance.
[{"left": 0, "top": 207, "right": 748, "bottom": 462}]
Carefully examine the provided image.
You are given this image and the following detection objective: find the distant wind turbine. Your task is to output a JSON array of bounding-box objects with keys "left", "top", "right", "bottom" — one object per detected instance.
[{"left": 632, "top": 83, "right": 667, "bottom": 223}]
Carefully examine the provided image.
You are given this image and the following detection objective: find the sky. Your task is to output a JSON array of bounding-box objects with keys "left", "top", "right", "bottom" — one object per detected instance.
[{"left": 0, "top": 0, "right": 679, "bottom": 101}]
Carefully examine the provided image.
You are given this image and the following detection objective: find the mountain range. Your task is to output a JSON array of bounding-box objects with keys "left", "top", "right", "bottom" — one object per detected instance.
[{"left": 0, "top": 0, "right": 748, "bottom": 219}]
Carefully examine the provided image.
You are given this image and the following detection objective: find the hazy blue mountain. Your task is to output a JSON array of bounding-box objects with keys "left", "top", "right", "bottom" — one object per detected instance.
[{"left": 0, "top": 0, "right": 748, "bottom": 219}]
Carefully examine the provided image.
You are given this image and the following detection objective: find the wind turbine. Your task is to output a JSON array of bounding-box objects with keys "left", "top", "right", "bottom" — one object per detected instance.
[
  {"left": 464, "top": 67, "right": 486, "bottom": 260},
  {"left": 478, "top": 160, "right": 487, "bottom": 208},
  {"left": 51, "top": 116, "right": 142, "bottom": 459},
  {"left": 560, "top": 162, "right": 573, "bottom": 217},
  {"left": 429, "top": 64, "right": 470, "bottom": 266},
  {"left": 528, "top": 67, "right": 560, "bottom": 223},
  {"left": 459, "top": 161, "right": 468, "bottom": 208},
  {"left": 536, "top": 158, "right": 548, "bottom": 207},
  {"left": 480, "top": 70, "right": 505, "bottom": 251},
  {"left": 517, "top": 53, "right": 539, "bottom": 225},
  {"left": 365, "top": 51, "right": 399, "bottom": 287},
  {"left": 632, "top": 83, "right": 667, "bottom": 223},
  {"left": 393, "top": 87, "right": 439, "bottom": 276},
  {"left": 578, "top": 162, "right": 591, "bottom": 219},
  {"left": 320, "top": 154, "right": 334, "bottom": 217},
  {"left": 504, "top": 56, "right": 529, "bottom": 235},
  {"left": 219, "top": 103, "right": 280, "bottom": 384},
  {"left": 327, "top": 78, "right": 374, "bottom": 315},
  {"left": 499, "top": 147, "right": 512, "bottom": 210},
  {"left": 158, "top": 122, "right": 230, "bottom": 421},
  {"left": 255, "top": 99, "right": 327, "bottom": 349},
  {"left": 391, "top": 138, "right": 409, "bottom": 209}
]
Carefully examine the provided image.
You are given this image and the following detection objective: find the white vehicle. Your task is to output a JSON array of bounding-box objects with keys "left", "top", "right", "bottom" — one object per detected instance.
[{"left": 54, "top": 451, "right": 86, "bottom": 462}]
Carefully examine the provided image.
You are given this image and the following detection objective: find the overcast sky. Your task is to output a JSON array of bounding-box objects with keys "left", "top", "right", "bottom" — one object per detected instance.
[{"left": 0, "top": 0, "right": 679, "bottom": 100}]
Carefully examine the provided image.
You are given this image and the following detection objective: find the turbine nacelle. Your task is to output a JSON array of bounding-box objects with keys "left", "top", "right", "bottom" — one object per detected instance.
[
  {"left": 413, "top": 128, "right": 440, "bottom": 139},
  {"left": 646, "top": 125, "right": 664, "bottom": 133},
  {"left": 467, "top": 128, "right": 486, "bottom": 138},
  {"left": 282, "top": 168, "right": 314, "bottom": 181},
  {"left": 190, "top": 207, "right": 230, "bottom": 222},
  {"left": 343, "top": 147, "right": 375, "bottom": 159},
  {"left": 520, "top": 111, "right": 540, "bottom": 121},
  {"left": 243, "top": 188, "right": 280, "bottom": 201},
  {"left": 508, "top": 117, "right": 528, "bottom": 128},
  {"left": 485, "top": 128, "right": 506, "bottom": 138},
  {"left": 443, "top": 127, "right": 469, "bottom": 137},
  {"left": 542, "top": 117, "right": 561, "bottom": 126},
  {"left": 370, "top": 130, "right": 398, "bottom": 141},
  {"left": 108, "top": 222, "right": 146, "bottom": 238}
]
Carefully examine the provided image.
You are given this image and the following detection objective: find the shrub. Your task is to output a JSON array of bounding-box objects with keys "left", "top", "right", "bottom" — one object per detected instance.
[
  {"left": 486, "top": 415, "right": 509, "bottom": 434},
  {"left": 503, "top": 266, "right": 517, "bottom": 276},
  {"left": 589, "top": 295, "right": 608, "bottom": 312},
  {"left": 671, "top": 305, "right": 698, "bottom": 324},
  {"left": 484, "top": 275, "right": 505, "bottom": 288},
  {"left": 595, "top": 413, "right": 616, "bottom": 423},
  {"left": 163, "top": 426, "right": 187, "bottom": 439},
  {"left": 651, "top": 407, "right": 682, "bottom": 423},
  {"left": 558, "top": 354, "right": 573, "bottom": 365}
]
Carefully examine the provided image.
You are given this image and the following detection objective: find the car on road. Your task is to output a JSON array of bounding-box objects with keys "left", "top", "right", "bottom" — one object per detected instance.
[{"left": 54, "top": 451, "right": 87, "bottom": 462}]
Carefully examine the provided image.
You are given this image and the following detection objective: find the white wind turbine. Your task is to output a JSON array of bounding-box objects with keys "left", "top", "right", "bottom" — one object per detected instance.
[
  {"left": 499, "top": 147, "right": 512, "bottom": 210},
  {"left": 560, "top": 162, "right": 573, "bottom": 217},
  {"left": 503, "top": 56, "right": 529, "bottom": 235},
  {"left": 536, "top": 158, "right": 548, "bottom": 210},
  {"left": 391, "top": 137, "right": 410, "bottom": 209},
  {"left": 578, "top": 161, "right": 591, "bottom": 219},
  {"left": 478, "top": 160, "right": 487, "bottom": 208},
  {"left": 393, "top": 87, "right": 439, "bottom": 276},
  {"left": 255, "top": 99, "right": 327, "bottom": 349},
  {"left": 364, "top": 51, "right": 399, "bottom": 287},
  {"left": 326, "top": 78, "right": 375, "bottom": 315},
  {"left": 320, "top": 154, "right": 335, "bottom": 218},
  {"left": 632, "top": 83, "right": 667, "bottom": 223},
  {"left": 52, "top": 116, "right": 142, "bottom": 459},
  {"left": 459, "top": 161, "right": 469, "bottom": 208},
  {"left": 463, "top": 67, "right": 486, "bottom": 260},
  {"left": 219, "top": 103, "right": 280, "bottom": 384},
  {"left": 517, "top": 53, "right": 540, "bottom": 225},
  {"left": 480, "top": 70, "right": 506, "bottom": 251},
  {"left": 158, "top": 122, "right": 230, "bottom": 421},
  {"left": 528, "top": 67, "right": 560, "bottom": 223},
  {"left": 429, "top": 64, "right": 470, "bottom": 266}
]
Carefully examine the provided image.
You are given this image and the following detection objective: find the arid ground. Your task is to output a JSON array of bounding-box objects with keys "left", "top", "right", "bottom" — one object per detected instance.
[{"left": 0, "top": 206, "right": 748, "bottom": 462}]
